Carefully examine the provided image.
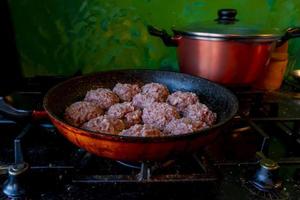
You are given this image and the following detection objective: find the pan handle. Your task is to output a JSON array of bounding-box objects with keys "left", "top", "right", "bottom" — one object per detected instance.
[
  {"left": 0, "top": 97, "right": 47, "bottom": 121},
  {"left": 278, "top": 27, "right": 300, "bottom": 47},
  {"left": 32, "top": 110, "right": 48, "bottom": 121},
  {"left": 147, "top": 25, "right": 179, "bottom": 47},
  {"left": 0, "top": 97, "right": 32, "bottom": 121}
]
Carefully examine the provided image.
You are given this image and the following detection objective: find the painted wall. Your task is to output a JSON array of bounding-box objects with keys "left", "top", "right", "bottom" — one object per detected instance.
[{"left": 8, "top": 0, "right": 300, "bottom": 77}]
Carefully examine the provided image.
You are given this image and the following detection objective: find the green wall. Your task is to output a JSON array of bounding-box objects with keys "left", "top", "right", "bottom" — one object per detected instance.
[{"left": 9, "top": 0, "right": 300, "bottom": 77}]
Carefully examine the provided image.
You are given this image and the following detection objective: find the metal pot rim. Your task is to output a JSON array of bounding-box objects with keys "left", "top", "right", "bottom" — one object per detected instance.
[{"left": 172, "top": 29, "right": 281, "bottom": 42}]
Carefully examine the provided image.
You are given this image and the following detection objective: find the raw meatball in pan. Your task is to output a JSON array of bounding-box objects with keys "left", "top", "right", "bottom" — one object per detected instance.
[
  {"left": 124, "top": 109, "right": 142, "bottom": 127},
  {"left": 164, "top": 118, "right": 207, "bottom": 135},
  {"left": 141, "top": 83, "right": 169, "bottom": 102},
  {"left": 182, "top": 103, "right": 217, "bottom": 126},
  {"left": 142, "top": 102, "right": 179, "bottom": 130},
  {"left": 167, "top": 91, "right": 199, "bottom": 112},
  {"left": 81, "top": 115, "right": 125, "bottom": 134},
  {"left": 107, "top": 102, "right": 142, "bottom": 127},
  {"left": 107, "top": 102, "right": 136, "bottom": 119},
  {"left": 120, "top": 124, "right": 163, "bottom": 137},
  {"left": 132, "top": 93, "right": 158, "bottom": 108},
  {"left": 64, "top": 101, "right": 104, "bottom": 127},
  {"left": 84, "top": 88, "right": 119, "bottom": 109},
  {"left": 113, "top": 83, "right": 141, "bottom": 102}
]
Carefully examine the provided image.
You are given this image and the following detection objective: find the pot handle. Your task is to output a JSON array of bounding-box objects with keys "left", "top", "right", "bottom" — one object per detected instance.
[
  {"left": 147, "top": 25, "right": 179, "bottom": 47},
  {"left": 0, "top": 97, "right": 47, "bottom": 121},
  {"left": 278, "top": 27, "right": 300, "bottom": 46}
]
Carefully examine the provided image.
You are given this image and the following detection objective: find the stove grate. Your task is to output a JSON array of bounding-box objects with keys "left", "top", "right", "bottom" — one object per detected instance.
[{"left": 243, "top": 180, "right": 289, "bottom": 200}]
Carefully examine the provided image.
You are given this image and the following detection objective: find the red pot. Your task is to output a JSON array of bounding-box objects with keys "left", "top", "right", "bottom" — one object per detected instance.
[{"left": 148, "top": 9, "right": 300, "bottom": 86}]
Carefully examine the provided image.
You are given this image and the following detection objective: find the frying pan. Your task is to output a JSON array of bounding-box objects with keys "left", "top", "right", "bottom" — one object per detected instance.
[
  {"left": 0, "top": 70, "right": 238, "bottom": 162},
  {"left": 43, "top": 70, "right": 238, "bottom": 162}
]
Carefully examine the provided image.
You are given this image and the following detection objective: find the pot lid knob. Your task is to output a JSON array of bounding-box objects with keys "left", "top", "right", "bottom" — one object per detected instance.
[{"left": 216, "top": 9, "right": 238, "bottom": 24}]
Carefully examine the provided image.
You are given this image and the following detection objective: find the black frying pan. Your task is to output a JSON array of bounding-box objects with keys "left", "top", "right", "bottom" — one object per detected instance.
[{"left": 42, "top": 70, "right": 238, "bottom": 161}]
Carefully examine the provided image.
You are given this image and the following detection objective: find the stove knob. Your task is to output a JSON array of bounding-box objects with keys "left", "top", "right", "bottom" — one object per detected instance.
[
  {"left": 252, "top": 153, "right": 282, "bottom": 191},
  {"left": 260, "top": 158, "right": 279, "bottom": 171},
  {"left": 2, "top": 163, "right": 29, "bottom": 198}
]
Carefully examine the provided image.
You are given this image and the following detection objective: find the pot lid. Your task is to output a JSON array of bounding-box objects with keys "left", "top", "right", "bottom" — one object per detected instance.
[{"left": 172, "top": 9, "right": 283, "bottom": 41}]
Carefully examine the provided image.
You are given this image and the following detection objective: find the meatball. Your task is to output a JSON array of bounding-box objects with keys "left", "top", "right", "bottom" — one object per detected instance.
[
  {"left": 182, "top": 103, "right": 217, "bottom": 126},
  {"left": 81, "top": 115, "right": 125, "bottom": 134},
  {"left": 124, "top": 109, "right": 142, "bottom": 127},
  {"left": 107, "top": 102, "right": 142, "bottom": 127},
  {"left": 120, "top": 124, "right": 163, "bottom": 137},
  {"left": 107, "top": 102, "right": 136, "bottom": 119},
  {"left": 84, "top": 88, "right": 119, "bottom": 109},
  {"left": 141, "top": 83, "right": 169, "bottom": 102},
  {"left": 132, "top": 83, "right": 170, "bottom": 108},
  {"left": 167, "top": 91, "right": 199, "bottom": 112},
  {"left": 64, "top": 101, "right": 104, "bottom": 127},
  {"left": 164, "top": 118, "right": 207, "bottom": 135},
  {"left": 142, "top": 102, "right": 179, "bottom": 130},
  {"left": 113, "top": 83, "right": 141, "bottom": 102},
  {"left": 132, "top": 93, "right": 158, "bottom": 108}
]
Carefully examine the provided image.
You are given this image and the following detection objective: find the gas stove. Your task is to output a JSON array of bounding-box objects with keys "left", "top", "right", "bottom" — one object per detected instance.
[{"left": 0, "top": 77, "right": 300, "bottom": 200}]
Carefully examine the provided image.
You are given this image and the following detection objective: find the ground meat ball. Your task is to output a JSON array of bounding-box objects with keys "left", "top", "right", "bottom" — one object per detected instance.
[
  {"left": 167, "top": 91, "right": 199, "bottom": 112},
  {"left": 107, "top": 102, "right": 142, "bottom": 127},
  {"left": 84, "top": 88, "right": 119, "bottom": 109},
  {"left": 182, "top": 103, "right": 217, "bottom": 126},
  {"left": 113, "top": 83, "right": 141, "bottom": 102},
  {"left": 107, "top": 102, "right": 136, "bottom": 119},
  {"left": 164, "top": 118, "right": 207, "bottom": 135},
  {"left": 142, "top": 102, "right": 180, "bottom": 130},
  {"left": 141, "top": 83, "right": 169, "bottom": 102},
  {"left": 120, "top": 124, "right": 162, "bottom": 137},
  {"left": 124, "top": 109, "right": 142, "bottom": 127},
  {"left": 132, "top": 93, "right": 158, "bottom": 108},
  {"left": 81, "top": 115, "right": 125, "bottom": 134},
  {"left": 64, "top": 101, "right": 104, "bottom": 127}
]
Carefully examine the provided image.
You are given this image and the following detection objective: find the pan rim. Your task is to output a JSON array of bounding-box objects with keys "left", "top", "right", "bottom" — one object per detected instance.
[{"left": 43, "top": 69, "right": 239, "bottom": 142}]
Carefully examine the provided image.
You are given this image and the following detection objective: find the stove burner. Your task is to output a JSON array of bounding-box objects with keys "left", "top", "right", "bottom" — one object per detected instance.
[
  {"left": 243, "top": 181, "right": 288, "bottom": 200},
  {"left": 73, "top": 154, "right": 218, "bottom": 184},
  {"left": 116, "top": 160, "right": 176, "bottom": 171}
]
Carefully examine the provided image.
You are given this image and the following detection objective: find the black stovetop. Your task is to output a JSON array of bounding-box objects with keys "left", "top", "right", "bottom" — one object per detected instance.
[{"left": 0, "top": 77, "right": 300, "bottom": 200}]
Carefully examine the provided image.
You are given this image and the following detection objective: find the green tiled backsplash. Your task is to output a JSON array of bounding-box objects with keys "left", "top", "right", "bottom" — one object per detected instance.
[{"left": 9, "top": 0, "right": 300, "bottom": 76}]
